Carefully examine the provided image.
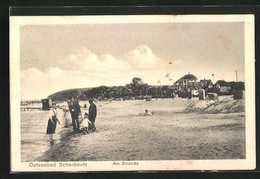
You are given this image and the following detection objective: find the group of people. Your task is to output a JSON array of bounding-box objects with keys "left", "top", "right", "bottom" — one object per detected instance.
[
  {"left": 67, "top": 96, "right": 97, "bottom": 133},
  {"left": 46, "top": 96, "right": 97, "bottom": 144}
]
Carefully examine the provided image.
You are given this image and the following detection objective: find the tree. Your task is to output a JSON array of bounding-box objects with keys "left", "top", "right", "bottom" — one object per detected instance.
[
  {"left": 148, "top": 86, "right": 157, "bottom": 97},
  {"left": 162, "top": 85, "right": 171, "bottom": 98},
  {"left": 131, "top": 77, "right": 146, "bottom": 96},
  {"left": 132, "top": 77, "right": 144, "bottom": 86},
  {"left": 98, "top": 85, "right": 109, "bottom": 99}
]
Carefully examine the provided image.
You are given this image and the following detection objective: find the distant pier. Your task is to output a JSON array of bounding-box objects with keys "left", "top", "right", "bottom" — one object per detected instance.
[{"left": 20, "top": 106, "right": 42, "bottom": 111}]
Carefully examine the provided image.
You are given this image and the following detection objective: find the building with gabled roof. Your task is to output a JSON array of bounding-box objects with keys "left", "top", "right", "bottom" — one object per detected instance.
[
  {"left": 214, "top": 80, "right": 232, "bottom": 94},
  {"left": 199, "top": 79, "right": 214, "bottom": 90},
  {"left": 173, "top": 74, "right": 200, "bottom": 97}
]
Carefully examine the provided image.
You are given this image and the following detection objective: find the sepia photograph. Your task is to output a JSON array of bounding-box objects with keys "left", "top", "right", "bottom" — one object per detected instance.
[{"left": 10, "top": 15, "right": 255, "bottom": 171}]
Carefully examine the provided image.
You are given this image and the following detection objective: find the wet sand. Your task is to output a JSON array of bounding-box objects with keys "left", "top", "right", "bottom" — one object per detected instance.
[
  {"left": 21, "top": 109, "right": 66, "bottom": 162},
  {"left": 34, "top": 97, "right": 245, "bottom": 161}
]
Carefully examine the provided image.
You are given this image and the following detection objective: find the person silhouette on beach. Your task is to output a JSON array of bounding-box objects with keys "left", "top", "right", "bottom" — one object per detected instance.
[
  {"left": 46, "top": 102, "right": 60, "bottom": 145},
  {"left": 145, "top": 109, "right": 152, "bottom": 116},
  {"left": 88, "top": 99, "right": 97, "bottom": 132},
  {"left": 68, "top": 96, "right": 81, "bottom": 132}
]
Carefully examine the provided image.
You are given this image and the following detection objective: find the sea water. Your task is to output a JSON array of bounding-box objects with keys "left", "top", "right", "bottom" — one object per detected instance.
[{"left": 20, "top": 109, "right": 65, "bottom": 162}]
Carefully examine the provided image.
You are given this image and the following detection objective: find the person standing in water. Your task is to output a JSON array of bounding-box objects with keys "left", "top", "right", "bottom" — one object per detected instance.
[{"left": 46, "top": 103, "right": 60, "bottom": 145}]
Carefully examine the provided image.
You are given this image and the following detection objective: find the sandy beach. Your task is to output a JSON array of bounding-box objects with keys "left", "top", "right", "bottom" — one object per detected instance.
[{"left": 25, "top": 96, "right": 246, "bottom": 162}]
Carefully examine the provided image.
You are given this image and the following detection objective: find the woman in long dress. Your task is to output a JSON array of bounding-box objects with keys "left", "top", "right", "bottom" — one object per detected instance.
[{"left": 46, "top": 103, "right": 60, "bottom": 144}]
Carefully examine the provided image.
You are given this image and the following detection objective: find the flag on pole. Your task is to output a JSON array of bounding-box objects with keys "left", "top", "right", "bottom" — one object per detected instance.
[{"left": 212, "top": 73, "right": 215, "bottom": 84}]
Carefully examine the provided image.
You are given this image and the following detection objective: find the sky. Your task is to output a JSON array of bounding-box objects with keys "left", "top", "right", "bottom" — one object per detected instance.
[{"left": 20, "top": 22, "right": 245, "bottom": 100}]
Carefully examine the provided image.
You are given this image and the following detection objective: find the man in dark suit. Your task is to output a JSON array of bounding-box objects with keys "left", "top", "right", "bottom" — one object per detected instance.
[
  {"left": 68, "top": 96, "right": 81, "bottom": 132},
  {"left": 88, "top": 99, "right": 97, "bottom": 131}
]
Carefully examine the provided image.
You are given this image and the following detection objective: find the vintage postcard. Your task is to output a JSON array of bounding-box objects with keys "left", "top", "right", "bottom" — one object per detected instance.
[{"left": 10, "top": 15, "right": 255, "bottom": 172}]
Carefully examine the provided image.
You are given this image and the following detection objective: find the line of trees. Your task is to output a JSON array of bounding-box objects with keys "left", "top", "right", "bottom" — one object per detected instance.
[
  {"left": 82, "top": 77, "right": 174, "bottom": 100},
  {"left": 48, "top": 77, "right": 174, "bottom": 101}
]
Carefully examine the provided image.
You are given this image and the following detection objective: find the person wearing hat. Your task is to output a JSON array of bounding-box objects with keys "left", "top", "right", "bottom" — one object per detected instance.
[
  {"left": 46, "top": 102, "right": 60, "bottom": 145},
  {"left": 68, "top": 96, "right": 81, "bottom": 132}
]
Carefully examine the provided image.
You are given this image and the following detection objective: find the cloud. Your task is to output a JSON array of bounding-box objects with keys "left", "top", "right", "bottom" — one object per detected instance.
[
  {"left": 125, "top": 45, "right": 159, "bottom": 69},
  {"left": 68, "top": 47, "right": 124, "bottom": 73},
  {"left": 124, "top": 45, "right": 181, "bottom": 70},
  {"left": 69, "top": 54, "right": 77, "bottom": 62},
  {"left": 20, "top": 66, "right": 128, "bottom": 100},
  {"left": 21, "top": 67, "right": 66, "bottom": 100},
  {"left": 21, "top": 45, "right": 181, "bottom": 99},
  {"left": 99, "top": 54, "right": 126, "bottom": 72},
  {"left": 21, "top": 68, "right": 43, "bottom": 81},
  {"left": 46, "top": 67, "right": 63, "bottom": 77},
  {"left": 67, "top": 45, "right": 168, "bottom": 73}
]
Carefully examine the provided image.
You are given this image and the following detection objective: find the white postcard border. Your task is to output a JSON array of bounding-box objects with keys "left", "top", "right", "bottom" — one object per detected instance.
[{"left": 10, "top": 15, "right": 255, "bottom": 172}]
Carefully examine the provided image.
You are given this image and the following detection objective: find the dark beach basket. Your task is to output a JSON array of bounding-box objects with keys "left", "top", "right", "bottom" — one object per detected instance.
[
  {"left": 41, "top": 98, "right": 52, "bottom": 110},
  {"left": 207, "top": 93, "right": 219, "bottom": 100},
  {"left": 233, "top": 90, "right": 245, "bottom": 100}
]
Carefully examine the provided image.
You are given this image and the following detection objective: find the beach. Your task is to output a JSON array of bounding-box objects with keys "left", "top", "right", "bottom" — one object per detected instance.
[
  {"left": 21, "top": 108, "right": 66, "bottom": 162},
  {"left": 19, "top": 96, "right": 246, "bottom": 162}
]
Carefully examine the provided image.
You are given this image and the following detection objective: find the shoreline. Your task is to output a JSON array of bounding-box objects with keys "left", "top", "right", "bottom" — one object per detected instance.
[
  {"left": 31, "top": 97, "right": 245, "bottom": 162},
  {"left": 35, "top": 125, "right": 75, "bottom": 161}
]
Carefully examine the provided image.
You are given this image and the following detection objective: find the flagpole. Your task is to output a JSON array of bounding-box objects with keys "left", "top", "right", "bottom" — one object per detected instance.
[
  {"left": 157, "top": 80, "right": 161, "bottom": 98},
  {"left": 158, "top": 80, "right": 162, "bottom": 98},
  {"left": 168, "top": 60, "right": 173, "bottom": 87},
  {"left": 236, "top": 70, "right": 238, "bottom": 82}
]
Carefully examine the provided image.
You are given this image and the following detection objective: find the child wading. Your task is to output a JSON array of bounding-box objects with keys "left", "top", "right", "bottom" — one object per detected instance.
[{"left": 46, "top": 103, "right": 60, "bottom": 145}]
